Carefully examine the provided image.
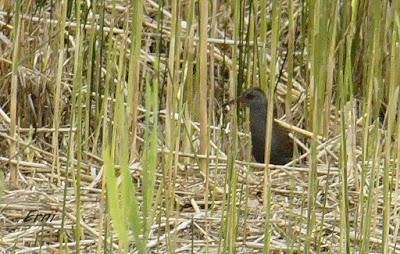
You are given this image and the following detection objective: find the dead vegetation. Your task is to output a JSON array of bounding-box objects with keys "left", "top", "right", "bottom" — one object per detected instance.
[{"left": 0, "top": 0, "right": 400, "bottom": 253}]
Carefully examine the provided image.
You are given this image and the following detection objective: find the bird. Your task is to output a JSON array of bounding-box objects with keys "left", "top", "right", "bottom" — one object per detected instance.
[{"left": 236, "top": 87, "right": 293, "bottom": 165}]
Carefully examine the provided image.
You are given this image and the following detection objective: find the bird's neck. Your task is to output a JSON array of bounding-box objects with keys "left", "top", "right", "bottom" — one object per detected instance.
[{"left": 249, "top": 104, "right": 266, "bottom": 136}]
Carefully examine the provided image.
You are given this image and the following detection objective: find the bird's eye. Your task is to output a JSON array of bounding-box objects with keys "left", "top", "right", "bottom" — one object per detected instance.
[{"left": 246, "top": 93, "right": 254, "bottom": 99}]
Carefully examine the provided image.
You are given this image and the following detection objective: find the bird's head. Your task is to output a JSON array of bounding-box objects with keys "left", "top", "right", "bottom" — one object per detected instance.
[{"left": 237, "top": 87, "right": 267, "bottom": 108}]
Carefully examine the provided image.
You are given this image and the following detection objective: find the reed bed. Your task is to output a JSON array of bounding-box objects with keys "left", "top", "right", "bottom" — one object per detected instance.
[{"left": 0, "top": 0, "right": 399, "bottom": 253}]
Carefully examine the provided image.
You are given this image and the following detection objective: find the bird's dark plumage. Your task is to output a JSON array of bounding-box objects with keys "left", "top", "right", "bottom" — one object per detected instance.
[{"left": 237, "top": 88, "right": 293, "bottom": 165}]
